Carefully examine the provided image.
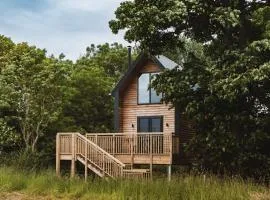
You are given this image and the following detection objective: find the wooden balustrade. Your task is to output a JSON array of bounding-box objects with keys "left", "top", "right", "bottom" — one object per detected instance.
[
  {"left": 59, "top": 134, "right": 72, "bottom": 154},
  {"left": 57, "top": 133, "right": 125, "bottom": 178},
  {"left": 86, "top": 133, "right": 172, "bottom": 156}
]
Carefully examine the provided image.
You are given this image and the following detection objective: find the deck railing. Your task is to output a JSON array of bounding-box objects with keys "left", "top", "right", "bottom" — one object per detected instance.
[
  {"left": 59, "top": 134, "right": 73, "bottom": 154},
  {"left": 57, "top": 133, "right": 125, "bottom": 178},
  {"left": 86, "top": 133, "right": 172, "bottom": 156}
]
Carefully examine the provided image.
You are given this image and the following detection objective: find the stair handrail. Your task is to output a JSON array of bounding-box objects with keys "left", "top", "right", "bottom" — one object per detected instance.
[{"left": 76, "top": 133, "right": 125, "bottom": 167}]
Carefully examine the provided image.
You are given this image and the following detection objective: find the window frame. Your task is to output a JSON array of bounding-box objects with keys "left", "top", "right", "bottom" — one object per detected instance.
[
  {"left": 137, "top": 72, "right": 162, "bottom": 105},
  {"left": 137, "top": 116, "right": 164, "bottom": 133}
]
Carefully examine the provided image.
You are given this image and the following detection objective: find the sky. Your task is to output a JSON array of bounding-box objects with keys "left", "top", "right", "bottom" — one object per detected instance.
[{"left": 0, "top": 0, "right": 127, "bottom": 60}]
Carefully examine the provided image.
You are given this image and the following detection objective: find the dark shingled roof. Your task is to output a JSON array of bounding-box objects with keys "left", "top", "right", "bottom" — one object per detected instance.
[{"left": 111, "top": 52, "right": 181, "bottom": 95}]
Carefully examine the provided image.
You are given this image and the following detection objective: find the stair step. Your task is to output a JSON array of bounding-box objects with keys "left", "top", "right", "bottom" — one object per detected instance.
[
  {"left": 123, "top": 168, "right": 151, "bottom": 180},
  {"left": 76, "top": 156, "right": 104, "bottom": 178}
]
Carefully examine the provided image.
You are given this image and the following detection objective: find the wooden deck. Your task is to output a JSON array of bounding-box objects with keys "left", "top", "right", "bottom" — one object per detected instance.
[
  {"left": 58, "top": 132, "right": 173, "bottom": 165},
  {"left": 56, "top": 132, "right": 174, "bottom": 180}
]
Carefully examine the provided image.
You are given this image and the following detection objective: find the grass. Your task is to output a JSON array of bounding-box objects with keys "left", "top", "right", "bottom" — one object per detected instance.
[{"left": 0, "top": 166, "right": 269, "bottom": 200}]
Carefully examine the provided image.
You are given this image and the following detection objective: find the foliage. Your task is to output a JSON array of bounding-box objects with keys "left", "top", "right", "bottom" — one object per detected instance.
[
  {"left": 0, "top": 150, "right": 51, "bottom": 172},
  {"left": 110, "top": 1, "right": 270, "bottom": 178},
  {"left": 1, "top": 167, "right": 269, "bottom": 200},
  {"left": 77, "top": 43, "right": 130, "bottom": 81},
  {"left": 52, "top": 43, "right": 132, "bottom": 133},
  {"left": 110, "top": 1, "right": 268, "bottom": 53},
  {"left": 0, "top": 119, "right": 21, "bottom": 152},
  {"left": 0, "top": 35, "right": 15, "bottom": 70},
  {"left": 0, "top": 41, "right": 72, "bottom": 152},
  {"left": 0, "top": 35, "right": 131, "bottom": 168},
  {"left": 62, "top": 66, "right": 114, "bottom": 133}
]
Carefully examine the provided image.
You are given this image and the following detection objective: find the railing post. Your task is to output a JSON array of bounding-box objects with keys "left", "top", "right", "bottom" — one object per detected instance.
[
  {"left": 56, "top": 133, "right": 60, "bottom": 177},
  {"left": 71, "top": 133, "right": 76, "bottom": 178},
  {"left": 150, "top": 134, "right": 153, "bottom": 180},
  {"left": 113, "top": 134, "right": 115, "bottom": 156},
  {"left": 84, "top": 140, "right": 88, "bottom": 182},
  {"left": 170, "top": 133, "right": 173, "bottom": 163},
  {"left": 131, "top": 134, "right": 134, "bottom": 168},
  {"left": 102, "top": 153, "right": 105, "bottom": 176}
]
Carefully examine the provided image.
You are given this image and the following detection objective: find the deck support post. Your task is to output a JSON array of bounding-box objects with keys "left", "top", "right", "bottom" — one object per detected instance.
[
  {"left": 71, "top": 133, "right": 76, "bottom": 178},
  {"left": 167, "top": 165, "right": 172, "bottom": 182},
  {"left": 150, "top": 163, "right": 153, "bottom": 180},
  {"left": 84, "top": 140, "right": 88, "bottom": 182},
  {"left": 56, "top": 133, "right": 60, "bottom": 177}
]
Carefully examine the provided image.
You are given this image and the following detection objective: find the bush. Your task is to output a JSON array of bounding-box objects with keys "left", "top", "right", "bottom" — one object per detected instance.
[{"left": 0, "top": 150, "right": 52, "bottom": 172}]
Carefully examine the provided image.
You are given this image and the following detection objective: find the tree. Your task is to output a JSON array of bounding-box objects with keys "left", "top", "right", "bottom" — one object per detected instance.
[
  {"left": 62, "top": 66, "right": 114, "bottom": 133},
  {"left": 55, "top": 43, "right": 134, "bottom": 133},
  {"left": 110, "top": 1, "right": 270, "bottom": 177},
  {"left": 0, "top": 42, "right": 71, "bottom": 152},
  {"left": 0, "top": 35, "right": 15, "bottom": 71},
  {"left": 110, "top": 1, "right": 268, "bottom": 53},
  {"left": 59, "top": 43, "right": 130, "bottom": 132},
  {"left": 77, "top": 43, "right": 131, "bottom": 81}
]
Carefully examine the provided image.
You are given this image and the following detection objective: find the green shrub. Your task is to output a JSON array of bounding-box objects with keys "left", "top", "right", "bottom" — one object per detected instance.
[{"left": 0, "top": 150, "right": 52, "bottom": 172}]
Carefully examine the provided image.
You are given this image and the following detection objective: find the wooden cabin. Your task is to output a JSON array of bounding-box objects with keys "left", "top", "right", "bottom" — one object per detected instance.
[{"left": 56, "top": 52, "right": 194, "bottom": 180}]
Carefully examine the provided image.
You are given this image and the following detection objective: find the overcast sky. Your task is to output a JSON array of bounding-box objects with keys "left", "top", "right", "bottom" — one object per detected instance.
[{"left": 0, "top": 0, "right": 127, "bottom": 60}]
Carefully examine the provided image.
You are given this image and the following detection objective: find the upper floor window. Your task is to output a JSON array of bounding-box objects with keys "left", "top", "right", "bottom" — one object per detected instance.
[{"left": 138, "top": 73, "right": 162, "bottom": 104}]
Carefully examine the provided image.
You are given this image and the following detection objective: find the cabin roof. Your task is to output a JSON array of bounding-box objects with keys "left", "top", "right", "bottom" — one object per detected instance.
[
  {"left": 112, "top": 52, "right": 181, "bottom": 95},
  {"left": 155, "top": 55, "right": 180, "bottom": 70}
]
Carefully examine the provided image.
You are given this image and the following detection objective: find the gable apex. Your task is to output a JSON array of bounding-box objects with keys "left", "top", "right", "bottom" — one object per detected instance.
[{"left": 112, "top": 52, "right": 180, "bottom": 96}]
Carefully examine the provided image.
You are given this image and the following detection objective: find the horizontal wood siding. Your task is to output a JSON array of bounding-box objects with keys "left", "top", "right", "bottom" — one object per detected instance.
[{"left": 119, "top": 60, "right": 175, "bottom": 134}]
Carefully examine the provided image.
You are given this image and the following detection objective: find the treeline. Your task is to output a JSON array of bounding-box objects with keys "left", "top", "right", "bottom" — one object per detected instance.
[
  {"left": 110, "top": 1, "right": 270, "bottom": 180},
  {"left": 0, "top": 36, "right": 129, "bottom": 168}
]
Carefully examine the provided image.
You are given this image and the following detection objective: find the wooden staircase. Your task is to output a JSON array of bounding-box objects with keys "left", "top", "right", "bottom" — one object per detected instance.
[{"left": 56, "top": 133, "right": 150, "bottom": 180}]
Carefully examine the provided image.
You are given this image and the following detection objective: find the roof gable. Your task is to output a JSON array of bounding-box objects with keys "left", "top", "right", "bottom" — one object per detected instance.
[{"left": 112, "top": 52, "right": 180, "bottom": 95}]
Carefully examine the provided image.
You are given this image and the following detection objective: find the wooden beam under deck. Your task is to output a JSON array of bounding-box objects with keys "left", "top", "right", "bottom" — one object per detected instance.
[
  {"left": 115, "top": 154, "right": 171, "bottom": 165},
  {"left": 60, "top": 154, "right": 72, "bottom": 160}
]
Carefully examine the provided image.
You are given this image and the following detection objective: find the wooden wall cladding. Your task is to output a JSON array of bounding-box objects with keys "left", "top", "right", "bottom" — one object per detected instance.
[{"left": 119, "top": 60, "right": 175, "bottom": 134}]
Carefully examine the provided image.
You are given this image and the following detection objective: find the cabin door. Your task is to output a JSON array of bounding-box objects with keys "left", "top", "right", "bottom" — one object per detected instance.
[{"left": 137, "top": 116, "right": 163, "bottom": 153}]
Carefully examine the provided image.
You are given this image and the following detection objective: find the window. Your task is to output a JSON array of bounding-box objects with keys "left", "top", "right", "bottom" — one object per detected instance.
[
  {"left": 137, "top": 116, "right": 163, "bottom": 132},
  {"left": 138, "top": 73, "right": 162, "bottom": 104},
  {"left": 138, "top": 74, "right": 149, "bottom": 104}
]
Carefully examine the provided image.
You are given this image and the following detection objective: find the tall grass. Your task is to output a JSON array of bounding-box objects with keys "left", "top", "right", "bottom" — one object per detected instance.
[{"left": 0, "top": 166, "right": 269, "bottom": 200}]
